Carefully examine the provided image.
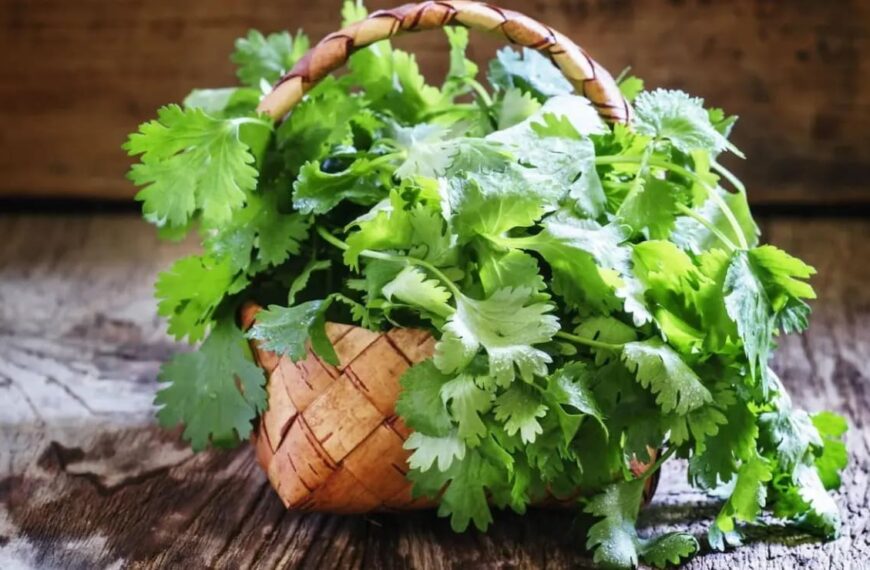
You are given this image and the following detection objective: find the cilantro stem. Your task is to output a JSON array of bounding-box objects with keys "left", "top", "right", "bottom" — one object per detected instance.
[
  {"left": 595, "top": 155, "right": 749, "bottom": 249},
  {"left": 674, "top": 203, "right": 737, "bottom": 251},
  {"left": 466, "top": 78, "right": 494, "bottom": 108},
  {"left": 314, "top": 225, "right": 463, "bottom": 299},
  {"left": 639, "top": 445, "right": 676, "bottom": 482},
  {"left": 367, "top": 151, "right": 406, "bottom": 170},
  {"left": 554, "top": 331, "right": 624, "bottom": 352},
  {"left": 711, "top": 160, "right": 746, "bottom": 194}
]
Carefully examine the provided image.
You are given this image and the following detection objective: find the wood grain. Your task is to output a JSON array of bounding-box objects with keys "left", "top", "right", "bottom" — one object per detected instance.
[
  {"left": 0, "top": 213, "right": 867, "bottom": 569},
  {"left": 1, "top": 0, "right": 867, "bottom": 205}
]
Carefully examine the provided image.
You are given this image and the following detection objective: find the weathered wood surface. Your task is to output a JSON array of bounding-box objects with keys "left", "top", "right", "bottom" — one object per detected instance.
[
  {"left": 0, "top": 213, "right": 867, "bottom": 569},
  {"left": 1, "top": 0, "right": 868, "bottom": 205}
]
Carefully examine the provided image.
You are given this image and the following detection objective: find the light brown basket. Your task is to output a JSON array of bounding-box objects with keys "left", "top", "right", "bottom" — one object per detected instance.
[{"left": 244, "top": 1, "right": 655, "bottom": 513}]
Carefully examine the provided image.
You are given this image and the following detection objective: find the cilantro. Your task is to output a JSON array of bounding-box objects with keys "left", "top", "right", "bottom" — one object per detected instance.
[
  {"left": 125, "top": 105, "right": 268, "bottom": 228},
  {"left": 155, "top": 319, "right": 266, "bottom": 450},
  {"left": 232, "top": 30, "right": 309, "bottom": 88},
  {"left": 132, "top": 14, "right": 846, "bottom": 567}
]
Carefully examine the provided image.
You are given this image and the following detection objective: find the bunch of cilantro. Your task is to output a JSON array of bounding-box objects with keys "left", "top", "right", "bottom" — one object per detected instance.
[{"left": 125, "top": 3, "right": 847, "bottom": 567}]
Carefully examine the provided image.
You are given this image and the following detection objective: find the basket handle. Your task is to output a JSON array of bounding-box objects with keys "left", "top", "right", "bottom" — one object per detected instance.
[{"left": 257, "top": 0, "right": 630, "bottom": 123}]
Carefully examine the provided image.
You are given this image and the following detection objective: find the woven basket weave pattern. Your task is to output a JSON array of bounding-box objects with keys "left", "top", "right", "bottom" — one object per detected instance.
[{"left": 242, "top": 305, "right": 438, "bottom": 512}]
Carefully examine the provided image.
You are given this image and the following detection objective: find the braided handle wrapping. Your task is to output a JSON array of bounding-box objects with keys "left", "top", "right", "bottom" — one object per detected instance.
[
  {"left": 257, "top": 0, "right": 630, "bottom": 123},
  {"left": 242, "top": 304, "right": 658, "bottom": 512}
]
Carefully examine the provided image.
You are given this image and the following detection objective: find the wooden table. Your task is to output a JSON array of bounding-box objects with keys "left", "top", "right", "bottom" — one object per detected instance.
[{"left": 1, "top": 214, "right": 867, "bottom": 569}]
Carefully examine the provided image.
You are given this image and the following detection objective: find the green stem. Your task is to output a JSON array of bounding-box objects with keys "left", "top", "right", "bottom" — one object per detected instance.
[
  {"left": 555, "top": 331, "right": 624, "bottom": 352},
  {"left": 640, "top": 445, "right": 676, "bottom": 482},
  {"left": 675, "top": 203, "right": 737, "bottom": 251},
  {"left": 466, "top": 78, "right": 494, "bottom": 108},
  {"left": 315, "top": 226, "right": 463, "bottom": 299},
  {"left": 367, "top": 150, "right": 406, "bottom": 170},
  {"left": 712, "top": 160, "right": 746, "bottom": 194},
  {"left": 595, "top": 155, "right": 749, "bottom": 249}
]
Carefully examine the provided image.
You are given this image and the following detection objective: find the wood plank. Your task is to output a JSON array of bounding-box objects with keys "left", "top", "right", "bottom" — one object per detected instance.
[
  {"left": 0, "top": 213, "right": 867, "bottom": 568},
  {"left": 1, "top": 0, "right": 867, "bottom": 205}
]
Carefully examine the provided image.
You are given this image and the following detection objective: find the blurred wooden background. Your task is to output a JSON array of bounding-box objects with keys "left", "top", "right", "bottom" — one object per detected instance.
[{"left": 1, "top": 0, "right": 867, "bottom": 205}]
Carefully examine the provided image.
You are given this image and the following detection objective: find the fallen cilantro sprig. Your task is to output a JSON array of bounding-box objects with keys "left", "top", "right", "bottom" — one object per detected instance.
[{"left": 127, "top": 3, "right": 848, "bottom": 567}]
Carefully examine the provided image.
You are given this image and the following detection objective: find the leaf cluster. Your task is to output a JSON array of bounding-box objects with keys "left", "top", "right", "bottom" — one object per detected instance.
[{"left": 127, "top": 4, "right": 847, "bottom": 567}]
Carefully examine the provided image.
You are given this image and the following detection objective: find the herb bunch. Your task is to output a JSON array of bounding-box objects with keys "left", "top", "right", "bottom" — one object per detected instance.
[{"left": 126, "top": 3, "right": 847, "bottom": 567}]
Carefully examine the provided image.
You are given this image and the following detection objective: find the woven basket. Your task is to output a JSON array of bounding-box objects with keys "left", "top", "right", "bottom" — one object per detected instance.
[{"left": 243, "top": 1, "right": 657, "bottom": 514}]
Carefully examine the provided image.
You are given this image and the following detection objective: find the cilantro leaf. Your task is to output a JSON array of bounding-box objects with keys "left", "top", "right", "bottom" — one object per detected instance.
[
  {"left": 714, "top": 453, "right": 773, "bottom": 533},
  {"left": 434, "top": 288, "right": 560, "bottom": 384},
  {"left": 494, "top": 383, "right": 548, "bottom": 444},
  {"left": 292, "top": 158, "right": 387, "bottom": 214},
  {"left": 640, "top": 533, "right": 700, "bottom": 568},
  {"left": 245, "top": 299, "right": 338, "bottom": 365},
  {"left": 155, "top": 319, "right": 266, "bottom": 451},
  {"left": 488, "top": 47, "right": 573, "bottom": 102},
  {"left": 232, "top": 29, "right": 309, "bottom": 88},
  {"left": 585, "top": 479, "right": 645, "bottom": 568},
  {"left": 633, "top": 89, "right": 734, "bottom": 155},
  {"left": 724, "top": 250, "right": 774, "bottom": 389},
  {"left": 155, "top": 254, "right": 246, "bottom": 342},
  {"left": 207, "top": 187, "right": 310, "bottom": 273},
  {"left": 441, "top": 374, "right": 493, "bottom": 446},
  {"left": 811, "top": 411, "right": 848, "bottom": 489},
  {"left": 125, "top": 105, "right": 263, "bottom": 227},
  {"left": 382, "top": 266, "right": 454, "bottom": 319},
  {"left": 405, "top": 431, "right": 466, "bottom": 472},
  {"left": 396, "top": 360, "right": 453, "bottom": 436},
  {"left": 621, "top": 339, "right": 712, "bottom": 415}
]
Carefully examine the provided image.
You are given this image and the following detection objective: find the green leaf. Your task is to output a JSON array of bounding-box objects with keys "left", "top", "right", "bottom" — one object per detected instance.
[
  {"left": 749, "top": 245, "right": 817, "bottom": 302},
  {"left": 510, "top": 213, "right": 628, "bottom": 312},
  {"left": 347, "top": 41, "right": 444, "bottom": 123},
  {"left": 278, "top": 88, "right": 367, "bottom": 174},
  {"left": 495, "top": 87, "right": 541, "bottom": 130},
  {"left": 575, "top": 317, "right": 638, "bottom": 365},
  {"left": 155, "top": 319, "right": 266, "bottom": 451},
  {"left": 585, "top": 479, "right": 645, "bottom": 568},
  {"left": 405, "top": 431, "right": 466, "bottom": 472},
  {"left": 488, "top": 47, "right": 573, "bottom": 102},
  {"left": 155, "top": 254, "right": 244, "bottom": 342},
  {"left": 434, "top": 288, "right": 560, "bottom": 384},
  {"left": 621, "top": 339, "right": 712, "bottom": 415},
  {"left": 724, "top": 250, "right": 773, "bottom": 389},
  {"left": 396, "top": 360, "right": 453, "bottom": 437},
  {"left": 618, "top": 75, "right": 644, "bottom": 102},
  {"left": 477, "top": 248, "right": 545, "bottom": 296},
  {"left": 618, "top": 176, "right": 680, "bottom": 240},
  {"left": 340, "top": 0, "right": 367, "bottom": 26},
  {"left": 640, "top": 532, "right": 699, "bottom": 568},
  {"left": 232, "top": 29, "right": 309, "bottom": 88},
  {"left": 811, "top": 412, "right": 848, "bottom": 489},
  {"left": 183, "top": 87, "right": 261, "bottom": 117},
  {"left": 494, "top": 383, "right": 548, "bottom": 444},
  {"left": 382, "top": 266, "right": 454, "bottom": 319},
  {"left": 441, "top": 374, "right": 493, "bottom": 446},
  {"left": 714, "top": 453, "right": 773, "bottom": 533},
  {"left": 671, "top": 188, "right": 759, "bottom": 253},
  {"left": 773, "top": 460, "right": 841, "bottom": 538},
  {"left": 633, "top": 89, "right": 734, "bottom": 155},
  {"left": 245, "top": 299, "right": 338, "bottom": 365},
  {"left": 408, "top": 448, "right": 502, "bottom": 531},
  {"left": 443, "top": 26, "right": 479, "bottom": 92},
  {"left": 760, "top": 400, "right": 822, "bottom": 473},
  {"left": 287, "top": 259, "right": 331, "bottom": 305},
  {"left": 292, "top": 158, "right": 387, "bottom": 215},
  {"left": 125, "top": 105, "right": 262, "bottom": 227},
  {"left": 207, "top": 186, "right": 310, "bottom": 273},
  {"left": 547, "top": 362, "right": 607, "bottom": 439}
]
